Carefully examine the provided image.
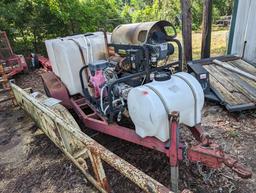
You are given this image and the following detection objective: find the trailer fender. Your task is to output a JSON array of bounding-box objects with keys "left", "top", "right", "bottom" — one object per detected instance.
[{"left": 41, "top": 72, "right": 72, "bottom": 108}]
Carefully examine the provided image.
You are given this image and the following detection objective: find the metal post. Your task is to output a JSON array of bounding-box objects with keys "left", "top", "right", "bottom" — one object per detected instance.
[{"left": 169, "top": 112, "right": 180, "bottom": 193}]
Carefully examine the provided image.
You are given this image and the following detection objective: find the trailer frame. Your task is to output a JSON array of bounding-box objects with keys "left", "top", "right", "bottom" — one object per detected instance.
[
  {"left": 11, "top": 83, "right": 196, "bottom": 193},
  {"left": 41, "top": 71, "right": 252, "bottom": 192}
]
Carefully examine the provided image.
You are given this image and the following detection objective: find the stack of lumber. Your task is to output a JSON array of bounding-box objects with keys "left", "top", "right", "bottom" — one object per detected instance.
[{"left": 204, "top": 59, "right": 256, "bottom": 106}]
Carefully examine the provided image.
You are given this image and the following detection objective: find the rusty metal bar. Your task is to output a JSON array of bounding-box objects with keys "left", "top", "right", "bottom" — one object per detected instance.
[
  {"left": 0, "top": 63, "right": 17, "bottom": 105},
  {"left": 88, "top": 151, "right": 111, "bottom": 192},
  {"left": 11, "top": 83, "right": 192, "bottom": 193}
]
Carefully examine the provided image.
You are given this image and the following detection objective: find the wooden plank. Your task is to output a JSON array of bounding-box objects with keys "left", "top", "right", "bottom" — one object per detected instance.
[
  {"left": 206, "top": 63, "right": 256, "bottom": 104},
  {"left": 206, "top": 65, "right": 238, "bottom": 92},
  {"left": 214, "top": 65, "right": 256, "bottom": 102},
  {"left": 205, "top": 65, "right": 243, "bottom": 104},
  {"left": 228, "top": 59, "right": 256, "bottom": 75},
  {"left": 235, "top": 73, "right": 256, "bottom": 91},
  {"left": 227, "top": 60, "right": 256, "bottom": 91},
  {"left": 207, "top": 73, "right": 240, "bottom": 105},
  {"left": 234, "top": 75, "right": 256, "bottom": 99},
  {"left": 219, "top": 61, "right": 256, "bottom": 92},
  {"left": 210, "top": 60, "right": 256, "bottom": 103},
  {"left": 205, "top": 65, "right": 252, "bottom": 104},
  {"left": 191, "top": 57, "right": 256, "bottom": 109},
  {"left": 213, "top": 59, "right": 256, "bottom": 82}
]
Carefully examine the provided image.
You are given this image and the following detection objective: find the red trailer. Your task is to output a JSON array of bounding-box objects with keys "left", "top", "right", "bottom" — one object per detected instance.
[
  {"left": 41, "top": 21, "right": 252, "bottom": 192},
  {"left": 0, "top": 31, "right": 28, "bottom": 77},
  {"left": 37, "top": 55, "right": 52, "bottom": 71}
]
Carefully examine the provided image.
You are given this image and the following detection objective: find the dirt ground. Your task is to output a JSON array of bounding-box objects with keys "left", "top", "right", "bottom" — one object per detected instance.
[{"left": 0, "top": 69, "right": 255, "bottom": 193}]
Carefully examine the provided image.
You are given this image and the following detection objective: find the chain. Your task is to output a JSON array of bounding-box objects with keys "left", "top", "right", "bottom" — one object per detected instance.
[
  {"left": 197, "top": 162, "right": 215, "bottom": 182},
  {"left": 183, "top": 143, "right": 189, "bottom": 166},
  {"left": 228, "top": 181, "right": 236, "bottom": 193}
]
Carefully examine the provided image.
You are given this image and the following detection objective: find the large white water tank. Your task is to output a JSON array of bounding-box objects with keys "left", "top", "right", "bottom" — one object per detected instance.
[
  {"left": 127, "top": 72, "right": 204, "bottom": 142},
  {"left": 45, "top": 32, "right": 109, "bottom": 95},
  {"left": 45, "top": 38, "right": 61, "bottom": 76}
]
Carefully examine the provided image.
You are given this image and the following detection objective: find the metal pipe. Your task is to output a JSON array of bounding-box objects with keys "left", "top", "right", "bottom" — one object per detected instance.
[
  {"left": 168, "top": 38, "right": 183, "bottom": 71},
  {"left": 101, "top": 30, "right": 110, "bottom": 59}
]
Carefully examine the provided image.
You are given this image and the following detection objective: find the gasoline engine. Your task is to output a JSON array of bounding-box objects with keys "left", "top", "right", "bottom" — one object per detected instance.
[{"left": 46, "top": 20, "right": 204, "bottom": 142}]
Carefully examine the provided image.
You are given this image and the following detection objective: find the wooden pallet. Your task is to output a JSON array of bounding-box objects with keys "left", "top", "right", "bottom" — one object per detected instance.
[{"left": 190, "top": 56, "right": 256, "bottom": 111}]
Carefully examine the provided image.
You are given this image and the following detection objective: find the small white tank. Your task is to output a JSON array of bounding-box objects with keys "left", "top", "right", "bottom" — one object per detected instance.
[
  {"left": 127, "top": 72, "right": 204, "bottom": 142},
  {"left": 45, "top": 32, "right": 109, "bottom": 95}
]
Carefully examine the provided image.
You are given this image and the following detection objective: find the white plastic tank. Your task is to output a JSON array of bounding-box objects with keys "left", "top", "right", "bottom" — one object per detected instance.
[
  {"left": 127, "top": 72, "right": 204, "bottom": 142},
  {"left": 45, "top": 34, "right": 89, "bottom": 77},
  {"left": 45, "top": 32, "right": 110, "bottom": 95},
  {"left": 45, "top": 39, "right": 61, "bottom": 76}
]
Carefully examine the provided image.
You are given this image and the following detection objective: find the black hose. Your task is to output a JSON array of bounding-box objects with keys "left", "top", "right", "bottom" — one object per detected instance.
[
  {"left": 168, "top": 38, "right": 183, "bottom": 72},
  {"left": 79, "top": 65, "right": 92, "bottom": 101}
]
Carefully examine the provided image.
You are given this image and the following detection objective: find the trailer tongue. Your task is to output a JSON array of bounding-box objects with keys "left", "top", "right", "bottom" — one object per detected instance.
[{"left": 42, "top": 20, "right": 252, "bottom": 192}]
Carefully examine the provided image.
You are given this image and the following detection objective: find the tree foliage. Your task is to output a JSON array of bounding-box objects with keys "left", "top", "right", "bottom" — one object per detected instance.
[
  {"left": 121, "top": 0, "right": 233, "bottom": 29},
  {"left": 0, "top": 0, "right": 233, "bottom": 55},
  {"left": 0, "top": 0, "right": 122, "bottom": 55}
]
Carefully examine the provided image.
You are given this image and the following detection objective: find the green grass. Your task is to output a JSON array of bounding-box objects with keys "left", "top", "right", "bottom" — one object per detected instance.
[
  {"left": 191, "top": 29, "right": 228, "bottom": 59},
  {"left": 173, "top": 29, "right": 229, "bottom": 61}
]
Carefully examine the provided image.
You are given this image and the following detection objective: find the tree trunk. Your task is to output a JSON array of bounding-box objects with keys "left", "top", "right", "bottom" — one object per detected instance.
[
  {"left": 180, "top": 0, "right": 192, "bottom": 64},
  {"left": 201, "top": 0, "right": 213, "bottom": 59}
]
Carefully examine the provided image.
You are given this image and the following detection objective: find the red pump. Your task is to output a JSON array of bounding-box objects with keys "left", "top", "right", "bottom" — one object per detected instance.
[{"left": 90, "top": 69, "right": 106, "bottom": 98}]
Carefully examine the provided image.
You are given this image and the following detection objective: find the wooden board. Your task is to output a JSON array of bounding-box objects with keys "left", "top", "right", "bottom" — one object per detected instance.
[{"left": 203, "top": 58, "right": 256, "bottom": 110}]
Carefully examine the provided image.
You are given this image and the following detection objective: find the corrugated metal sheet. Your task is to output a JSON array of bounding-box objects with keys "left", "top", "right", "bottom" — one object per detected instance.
[{"left": 231, "top": 0, "right": 256, "bottom": 65}]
